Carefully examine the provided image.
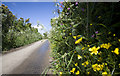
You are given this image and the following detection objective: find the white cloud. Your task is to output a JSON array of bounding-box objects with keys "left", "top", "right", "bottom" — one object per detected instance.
[
  {"left": 31, "top": 24, "right": 52, "bottom": 35},
  {"left": 32, "top": 25, "right": 42, "bottom": 29},
  {"left": 32, "top": 25, "right": 43, "bottom": 33}
]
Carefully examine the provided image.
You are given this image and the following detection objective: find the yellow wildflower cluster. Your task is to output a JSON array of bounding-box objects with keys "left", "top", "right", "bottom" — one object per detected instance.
[
  {"left": 92, "top": 64, "right": 104, "bottom": 71},
  {"left": 112, "top": 48, "right": 119, "bottom": 55},
  {"left": 82, "top": 61, "right": 89, "bottom": 67},
  {"left": 89, "top": 46, "right": 100, "bottom": 55},
  {"left": 100, "top": 43, "right": 111, "bottom": 49},
  {"left": 70, "top": 68, "right": 80, "bottom": 75}
]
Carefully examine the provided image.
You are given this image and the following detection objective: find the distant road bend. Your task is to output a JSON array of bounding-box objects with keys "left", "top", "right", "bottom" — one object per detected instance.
[{"left": 1, "top": 39, "right": 51, "bottom": 75}]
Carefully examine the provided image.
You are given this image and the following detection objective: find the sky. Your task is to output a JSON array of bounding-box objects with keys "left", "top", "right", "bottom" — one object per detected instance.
[
  {"left": 1, "top": 0, "right": 65, "bottom": 2},
  {"left": 2, "top": 2, "right": 59, "bottom": 34},
  {"left": 1, "top": 0, "right": 119, "bottom": 2}
]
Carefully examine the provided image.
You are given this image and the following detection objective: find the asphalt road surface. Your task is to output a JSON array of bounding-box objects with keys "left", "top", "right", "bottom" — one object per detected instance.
[{"left": 1, "top": 39, "right": 51, "bottom": 75}]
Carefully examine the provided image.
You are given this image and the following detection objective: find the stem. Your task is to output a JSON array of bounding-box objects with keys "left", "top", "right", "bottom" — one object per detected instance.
[
  {"left": 111, "top": 67, "right": 115, "bottom": 75},
  {"left": 67, "top": 52, "right": 75, "bottom": 68}
]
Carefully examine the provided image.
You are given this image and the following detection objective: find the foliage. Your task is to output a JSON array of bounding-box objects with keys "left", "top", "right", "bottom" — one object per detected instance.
[
  {"left": 43, "top": 32, "right": 48, "bottom": 39},
  {"left": 1, "top": 4, "right": 42, "bottom": 51},
  {"left": 49, "top": 2, "right": 120, "bottom": 76}
]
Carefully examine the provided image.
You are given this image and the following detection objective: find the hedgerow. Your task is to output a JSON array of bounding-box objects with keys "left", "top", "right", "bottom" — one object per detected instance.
[
  {"left": 1, "top": 4, "right": 42, "bottom": 51},
  {"left": 48, "top": 2, "right": 120, "bottom": 76}
]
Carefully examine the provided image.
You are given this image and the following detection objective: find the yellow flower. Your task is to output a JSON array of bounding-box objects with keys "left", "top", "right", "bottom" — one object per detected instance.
[
  {"left": 113, "top": 34, "right": 116, "bottom": 36},
  {"left": 73, "top": 35, "right": 81, "bottom": 39},
  {"left": 102, "top": 72, "right": 107, "bottom": 75},
  {"left": 73, "top": 36, "right": 77, "bottom": 39},
  {"left": 77, "top": 35, "right": 80, "bottom": 37},
  {"left": 101, "top": 43, "right": 111, "bottom": 49},
  {"left": 98, "top": 16, "right": 101, "bottom": 18},
  {"left": 75, "top": 63, "right": 78, "bottom": 66},
  {"left": 107, "top": 74, "right": 111, "bottom": 76},
  {"left": 85, "top": 61, "right": 89, "bottom": 65},
  {"left": 63, "top": 30, "right": 65, "bottom": 32},
  {"left": 81, "top": 47, "right": 85, "bottom": 50},
  {"left": 90, "top": 24, "right": 92, "bottom": 26},
  {"left": 82, "top": 61, "right": 89, "bottom": 67},
  {"left": 112, "top": 48, "right": 119, "bottom": 55},
  {"left": 105, "top": 63, "right": 107, "bottom": 65},
  {"left": 89, "top": 46, "right": 100, "bottom": 55},
  {"left": 118, "top": 39, "right": 120, "bottom": 42},
  {"left": 87, "top": 45, "right": 90, "bottom": 47},
  {"left": 70, "top": 68, "right": 75, "bottom": 73},
  {"left": 75, "top": 70, "right": 80, "bottom": 75},
  {"left": 108, "top": 32, "right": 111, "bottom": 34},
  {"left": 98, "top": 57, "right": 102, "bottom": 62},
  {"left": 87, "top": 72, "right": 90, "bottom": 74},
  {"left": 98, "top": 51, "right": 102, "bottom": 55},
  {"left": 100, "top": 64, "right": 104, "bottom": 70},
  {"left": 74, "top": 51, "right": 76, "bottom": 53},
  {"left": 92, "top": 64, "right": 98, "bottom": 71},
  {"left": 59, "top": 72, "right": 62, "bottom": 75},
  {"left": 101, "top": 44, "right": 105, "bottom": 48},
  {"left": 75, "top": 37, "right": 82, "bottom": 44},
  {"left": 78, "top": 55, "right": 82, "bottom": 59},
  {"left": 97, "top": 65, "right": 101, "bottom": 71},
  {"left": 69, "top": 33, "right": 72, "bottom": 35}
]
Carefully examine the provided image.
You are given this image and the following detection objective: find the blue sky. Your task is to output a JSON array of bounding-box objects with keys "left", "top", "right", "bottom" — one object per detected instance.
[{"left": 2, "top": 2, "right": 59, "bottom": 34}]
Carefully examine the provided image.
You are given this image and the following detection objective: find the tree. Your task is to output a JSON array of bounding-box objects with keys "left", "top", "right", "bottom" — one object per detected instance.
[{"left": 1, "top": 4, "right": 43, "bottom": 51}]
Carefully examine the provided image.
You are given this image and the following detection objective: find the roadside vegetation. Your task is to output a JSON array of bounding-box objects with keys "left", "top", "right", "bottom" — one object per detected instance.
[
  {"left": 1, "top": 4, "right": 43, "bottom": 52},
  {"left": 48, "top": 2, "right": 120, "bottom": 76}
]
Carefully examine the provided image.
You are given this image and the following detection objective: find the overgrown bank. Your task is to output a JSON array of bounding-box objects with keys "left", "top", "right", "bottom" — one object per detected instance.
[{"left": 49, "top": 2, "right": 120, "bottom": 75}]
